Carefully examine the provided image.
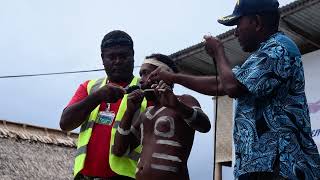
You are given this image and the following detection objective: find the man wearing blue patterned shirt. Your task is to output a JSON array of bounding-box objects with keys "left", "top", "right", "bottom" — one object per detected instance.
[
  {"left": 212, "top": 0, "right": 320, "bottom": 179},
  {"left": 149, "top": 0, "right": 320, "bottom": 179},
  {"left": 228, "top": 31, "right": 320, "bottom": 179}
]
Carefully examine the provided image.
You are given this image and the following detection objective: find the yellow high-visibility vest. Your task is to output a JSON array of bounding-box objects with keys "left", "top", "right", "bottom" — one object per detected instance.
[{"left": 73, "top": 76, "right": 147, "bottom": 178}]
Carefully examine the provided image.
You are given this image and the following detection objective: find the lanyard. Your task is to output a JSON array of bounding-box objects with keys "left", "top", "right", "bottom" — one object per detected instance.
[{"left": 105, "top": 79, "right": 111, "bottom": 112}]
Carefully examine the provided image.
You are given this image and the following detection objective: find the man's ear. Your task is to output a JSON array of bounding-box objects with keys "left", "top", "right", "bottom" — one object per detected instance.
[{"left": 255, "top": 15, "right": 263, "bottom": 31}]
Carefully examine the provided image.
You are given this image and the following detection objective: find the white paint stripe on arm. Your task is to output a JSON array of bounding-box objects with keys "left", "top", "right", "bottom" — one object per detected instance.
[
  {"left": 135, "top": 159, "right": 141, "bottom": 173},
  {"left": 152, "top": 153, "right": 182, "bottom": 162},
  {"left": 156, "top": 140, "right": 182, "bottom": 147},
  {"left": 130, "top": 125, "right": 140, "bottom": 139}
]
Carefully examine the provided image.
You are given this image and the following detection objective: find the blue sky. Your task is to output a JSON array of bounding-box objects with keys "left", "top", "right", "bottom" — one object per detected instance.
[{"left": 0, "top": 0, "right": 294, "bottom": 179}]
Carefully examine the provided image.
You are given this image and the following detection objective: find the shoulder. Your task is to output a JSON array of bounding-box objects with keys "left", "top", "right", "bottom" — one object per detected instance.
[
  {"left": 66, "top": 80, "right": 91, "bottom": 107},
  {"left": 77, "top": 78, "right": 103, "bottom": 95},
  {"left": 81, "top": 80, "right": 90, "bottom": 88},
  {"left": 72, "top": 80, "right": 91, "bottom": 93},
  {"left": 178, "top": 94, "right": 196, "bottom": 101},
  {"left": 260, "top": 32, "right": 300, "bottom": 58},
  {"left": 178, "top": 94, "right": 201, "bottom": 107}
]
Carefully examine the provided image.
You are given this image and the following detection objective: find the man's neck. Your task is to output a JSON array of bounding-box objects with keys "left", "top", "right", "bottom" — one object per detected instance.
[
  {"left": 251, "top": 30, "right": 278, "bottom": 52},
  {"left": 260, "top": 30, "right": 278, "bottom": 44},
  {"left": 108, "top": 75, "right": 134, "bottom": 84}
]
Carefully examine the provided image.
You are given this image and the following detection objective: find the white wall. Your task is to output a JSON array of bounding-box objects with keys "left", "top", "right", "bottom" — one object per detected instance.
[{"left": 302, "top": 49, "right": 320, "bottom": 151}]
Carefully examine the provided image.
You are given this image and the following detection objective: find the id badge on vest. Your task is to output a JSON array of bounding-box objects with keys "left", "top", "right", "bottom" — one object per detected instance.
[{"left": 98, "top": 109, "right": 115, "bottom": 125}]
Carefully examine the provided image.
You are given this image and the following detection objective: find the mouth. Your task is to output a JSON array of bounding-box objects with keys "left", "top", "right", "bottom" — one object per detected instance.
[
  {"left": 140, "top": 81, "right": 160, "bottom": 91},
  {"left": 140, "top": 83, "right": 151, "bottom": 90},
  {"left": 112, "top": 67, "right": 123, "bottom": 71},
  {"left": 112, "top": 70, "right": 122, "bottom": 73},
  {"left": 111, "top": 67, "right": 129, "bottom": 73}
]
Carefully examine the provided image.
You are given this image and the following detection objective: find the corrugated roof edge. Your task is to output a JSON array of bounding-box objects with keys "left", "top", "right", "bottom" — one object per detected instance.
[
  {"left": 169, "top": 0, "right": 314, "bottom": 60},
  {"left": 0, "top": 119, "right": 78, "bottom": 147}
]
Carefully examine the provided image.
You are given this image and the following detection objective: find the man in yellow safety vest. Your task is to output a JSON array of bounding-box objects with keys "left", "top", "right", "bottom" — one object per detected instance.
[{"left": 60, "top": 30, "right": 146, "bottom": 180}]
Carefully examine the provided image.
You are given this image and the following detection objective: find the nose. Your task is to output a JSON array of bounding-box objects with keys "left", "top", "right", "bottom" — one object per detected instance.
[{"left": 113, "top": 56, "right": 122, "bottom": 64}]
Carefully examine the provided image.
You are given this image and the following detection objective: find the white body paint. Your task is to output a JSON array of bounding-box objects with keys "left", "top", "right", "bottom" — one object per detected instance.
[
  {"left": 130, "top": 125, "right": 140, "bottom": 139},
  {"left": 151, "top": 164, "right": 178, "bottom": 173},
  {"left": 152, "top": 153, "right": 182, "bottom": 162},
  {"left": 136, "top": 158, "right": 141, "bottom": 173},
  {"left": 142, "top": 106, "right": 183, "bottom": 174},
  {"left": 117, "top": 126, "right": 131, "bottom": 135},
  {"left": 140, "top": 123, "right": 144, "bottom": 145},
  {"left": 145, "top": 106, "right": 166, "bottom": 120},
  {"left": 154, "top": 116, "right": 175, "bottom": 138},
  {"left": 156, "top": 140, "right": 182, "bottom": 147}
]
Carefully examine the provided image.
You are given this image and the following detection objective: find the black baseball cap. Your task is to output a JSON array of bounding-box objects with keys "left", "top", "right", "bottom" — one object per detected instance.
[
  {"left": 218, "top": 0, "right": 279, "bottom": 26},
  {"left": 101, "top": 30, "right": 133, "bottom": 50}
]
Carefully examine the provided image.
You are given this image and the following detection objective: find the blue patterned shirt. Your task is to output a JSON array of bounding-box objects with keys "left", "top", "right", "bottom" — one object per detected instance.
[{"left": 232, "top": 32, "right": 320, "bottom": 179}]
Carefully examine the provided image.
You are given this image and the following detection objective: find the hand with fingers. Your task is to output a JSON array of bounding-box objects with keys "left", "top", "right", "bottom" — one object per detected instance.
[
  {"left": 153, "top": 80, "right": 179, "bottom": 108},
  {"left": 203, "top": 35, "right": 224, "bottom": 58},
  {"left": 96, "top": 83, "right": 126, "bottom": 103},
  {"left": 148, "top": 67, "right": 174, "bottom": 85},
  {"left": 127, "top": 89, "right": 145, "bottom": 113}
]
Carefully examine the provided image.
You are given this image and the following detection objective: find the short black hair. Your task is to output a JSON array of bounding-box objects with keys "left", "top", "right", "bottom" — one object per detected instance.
[
  {"left": 146, "top": 54, "right": 179, "bottom": 73},
  {"left": 252, "top": 10, "right": 280, "bottom": 32},
  {"left": 101, "top": 30, "right": 134, "bottom": 51}
]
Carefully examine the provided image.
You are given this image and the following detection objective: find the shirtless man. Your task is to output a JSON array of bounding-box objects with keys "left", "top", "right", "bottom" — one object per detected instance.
[{"left": 112, "top": 54, "right": 211, "bottom": 180}]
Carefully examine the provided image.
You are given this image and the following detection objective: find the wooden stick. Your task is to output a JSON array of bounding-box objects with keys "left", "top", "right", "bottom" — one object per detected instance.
[{"left": 143, "top": 89, "right": 166, "bottom": 92}]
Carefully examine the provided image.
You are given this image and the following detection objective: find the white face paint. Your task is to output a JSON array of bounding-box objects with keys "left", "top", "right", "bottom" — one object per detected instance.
[{"left": 154, "top": 116, "right": 175, "bottom": 138}]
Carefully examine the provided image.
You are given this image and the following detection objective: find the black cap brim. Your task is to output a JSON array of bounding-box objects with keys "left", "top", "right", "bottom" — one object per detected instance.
[{"left": 218, "top": 14, "right": 241, "bottom": 26}]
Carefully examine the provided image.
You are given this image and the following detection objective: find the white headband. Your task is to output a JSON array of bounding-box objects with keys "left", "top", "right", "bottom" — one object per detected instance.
[{"left": 143, "top": 58, "right": 174, "bottom": 73}]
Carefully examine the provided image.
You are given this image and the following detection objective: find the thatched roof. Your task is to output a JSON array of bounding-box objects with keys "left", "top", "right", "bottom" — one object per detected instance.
[{"left": 0, "top": 120, "right": 78, "bottom": 180}]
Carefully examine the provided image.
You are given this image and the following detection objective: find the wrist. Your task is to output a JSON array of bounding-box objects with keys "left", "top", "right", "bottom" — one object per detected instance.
[
  {"left": 171, "top": 73, "right": 180, "bottom": 84},
  {"left": 125, "top": 108, "right": 137, "bottom": 116},
  {"left": 175, "top": 97, "right": 183, "bottom": 108},
  {"left": 215, "top": 45, "right": 225, "bottom": 57},
  {"left": 117, "top": 126, "right": 131, "bottom": 135},
  {"left": 126, "top": 109, "right": 137, "bottom": 116},
  {"left": 93, "top": 90, "right": 105, "bottom": 102}
]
